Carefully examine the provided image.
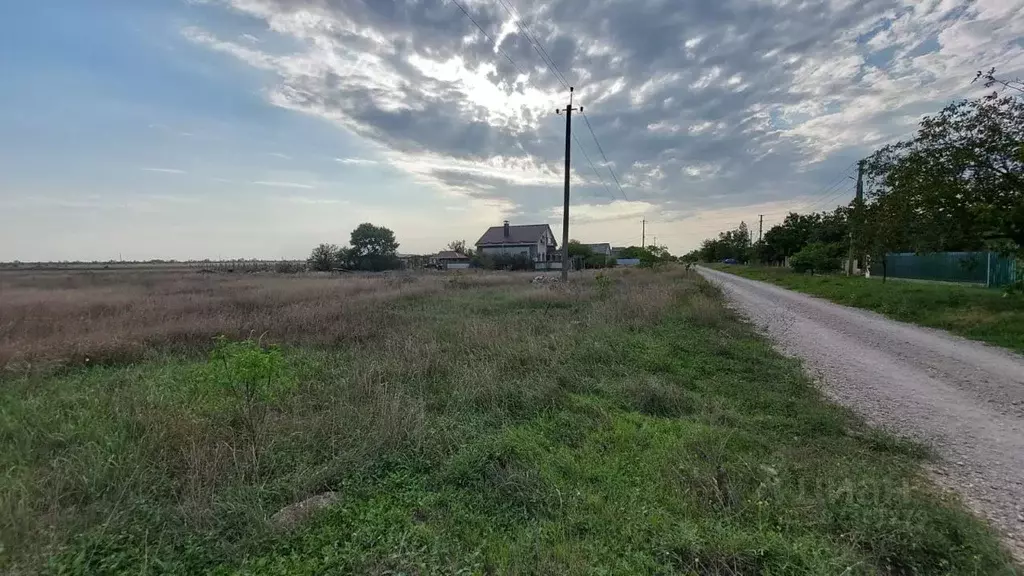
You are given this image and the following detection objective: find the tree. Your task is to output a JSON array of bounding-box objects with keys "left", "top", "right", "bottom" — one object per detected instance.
[
  {"left": 617, "top": 245, "right": 673, "bottom": 266},
  {"left": 864, "top": 93, "right": 1023, "bottom": 257},
  {"left": 307, "top": 243, "right": 339, "bottom": 272},
  {"left": 567, "top": 240, "right": 594, "bottom": 258},
  {"left": 349, "top": 223, "right": 400, "bottom": 271},
  {"left": 446, "top": 240, "right": 472, "bottom": 256},
  {"left": 697, "top": 222, "right": 753, "bottom": 263}
]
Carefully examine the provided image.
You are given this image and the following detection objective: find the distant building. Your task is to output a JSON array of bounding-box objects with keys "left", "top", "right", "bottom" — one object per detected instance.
[
  {"left": 432, "top": 251, "right": 471, "bottom": 270},
  {"left": 585, "top": 243, "right": 613, "bottom": 256},
  {"left": 475, "top": 221, "right": 559, "bottom": 263}
]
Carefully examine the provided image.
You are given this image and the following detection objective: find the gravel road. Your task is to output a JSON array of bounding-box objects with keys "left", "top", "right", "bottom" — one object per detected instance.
[{"left": 697, "top": 267, "right": 1024, "bottom": 559}]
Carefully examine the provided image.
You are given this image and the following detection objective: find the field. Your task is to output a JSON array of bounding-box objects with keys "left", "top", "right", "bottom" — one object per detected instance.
[
  {"left": 706, "top": 264, "right": 1024, "bottom": 354},
  {"left": 0, "top": 267, "right": 1016, "bottom": 574}
]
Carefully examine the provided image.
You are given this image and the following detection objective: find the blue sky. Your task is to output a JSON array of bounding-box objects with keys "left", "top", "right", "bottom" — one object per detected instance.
[{"left": 1, "top": 0, "right": 1022, "bottom": 260}]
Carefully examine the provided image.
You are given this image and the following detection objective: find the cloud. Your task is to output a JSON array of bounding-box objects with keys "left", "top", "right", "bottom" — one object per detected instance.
[
  {"left": 556, "top": 200, "right": 656, "bottom": 224},
  {"left": 335, "top": 157, "right": 378, "bottom": 165},
  {"left": 185, "top": 0, "right": 1024, "bottom": 250},
  {"left": 252, "top": 180, "right": 315, "bottom": 189},
  {"left": 141, "top": 167, "right": 186, "bottom": 174},
  {"left": 267, "top": 152, "right": 292, "bottom": 159}
]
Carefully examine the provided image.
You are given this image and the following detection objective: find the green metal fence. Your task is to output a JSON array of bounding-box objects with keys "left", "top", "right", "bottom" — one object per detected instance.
[{"left": 869, "top": 252, "right": 1021, "bottom": 287}]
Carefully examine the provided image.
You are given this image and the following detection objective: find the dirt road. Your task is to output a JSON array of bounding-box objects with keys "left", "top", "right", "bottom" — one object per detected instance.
[{"left": 698, "top": 267, "right": 1024, "bottom": 558}]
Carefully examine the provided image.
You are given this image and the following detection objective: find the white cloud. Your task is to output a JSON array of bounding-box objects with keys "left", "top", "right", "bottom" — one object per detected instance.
[
  {"left": 252, "top": 180, "right": 316, "bottom": 189},
  {"left": 141, "top": 167, "right": 186, "bottom": 174},
  {"left": 335, "top": 157, "right": 378, "bottom": 165}
]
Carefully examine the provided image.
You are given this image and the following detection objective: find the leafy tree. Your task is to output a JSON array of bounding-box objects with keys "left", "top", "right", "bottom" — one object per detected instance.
[
  {"left": 698, "top": 222, "right": 752, "bottom": 262},
  {"left": 446, "top": 240, "right": 472, "bottom": 256},
  {"left": 864, "top": 93, "right": 1023, "bottom": 256},
  {"left": 307, "top": 243, "right": 340, "bottom": 272},
  {"left": 349, "top": 223, "right": 400, "bottom": 271},
  {"left": 790, "top": 242, "right": 841, "bottom": 275},
  {"left": 616, "top": 245, "right": 673, "bottom": 266},
  {"left": 567, "top": 240, "right": 594, "bottom": 258}
]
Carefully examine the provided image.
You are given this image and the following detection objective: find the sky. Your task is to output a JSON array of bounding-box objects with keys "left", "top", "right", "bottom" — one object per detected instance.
[{"left": 1, "top": 0, "right": 1022, "bottom": 261}]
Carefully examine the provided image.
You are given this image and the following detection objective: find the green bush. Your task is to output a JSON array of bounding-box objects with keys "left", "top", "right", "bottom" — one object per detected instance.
[
  {"left": 204, "top": 337, "right": 292, "bottom": 464},
  {"left": 485, "top": 253, "right": 535, "bottom": 271},
  {"left": 790, "top": 242, "right": 841, "bottom": 274}
]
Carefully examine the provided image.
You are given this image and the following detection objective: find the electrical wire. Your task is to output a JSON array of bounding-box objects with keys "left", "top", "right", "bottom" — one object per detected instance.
[
  {"left": 486, "top": 0, "right": 629, "bottom": 201},
  {"left": 448, "top": 0, "right": 618, "bottom": 200}
]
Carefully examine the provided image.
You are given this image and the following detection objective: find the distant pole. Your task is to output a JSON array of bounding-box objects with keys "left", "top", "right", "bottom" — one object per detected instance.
[
  {"left": 758, "top": 215, "right": 763, "bottom": 243},
  {"left": 642, "top": 219, "right": 646, "bottom": 247},
  {"left": 557, "top": 87, "right": 581, "bottom": 282},
  {"left": 849, "top": 160, "right": 865, "bottom": 275}
]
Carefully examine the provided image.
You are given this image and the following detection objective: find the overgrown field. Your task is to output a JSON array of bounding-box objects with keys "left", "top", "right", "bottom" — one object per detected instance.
[
  {"left": 707, "top": 264, "right": 1024, "bottom": 354},
  {"left": 0, "top": 268, "right": 1016, "bottom": 574}
]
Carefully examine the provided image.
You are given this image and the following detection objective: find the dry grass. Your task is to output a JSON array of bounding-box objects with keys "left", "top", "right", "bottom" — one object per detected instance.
[{"left": 0, "top": 270, "right": 535, "bottom": 372}]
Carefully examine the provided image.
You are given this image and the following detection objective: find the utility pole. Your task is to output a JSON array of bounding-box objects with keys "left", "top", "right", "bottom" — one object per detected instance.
[
  {"left": 848, "top": 159, "right": 866, "bottom": 276},
  {"left": 557, "top": 87, "right": 581, "bottom": 282},
  {"left": 642, "top": 218, "right": 646, "bottom": 247},
  {"left": 758, "top": 215, "right": 763, "bottom": 243}
]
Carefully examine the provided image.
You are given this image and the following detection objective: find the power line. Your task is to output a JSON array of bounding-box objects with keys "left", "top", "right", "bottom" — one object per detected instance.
[
  {"left": 795, "top": 162, "right": 857, "bottom": 213},
  {"left": 447, "top": 0, "right": 618, "bottom": 200},
  {"left": 448, "top": 0, "right": 530, "bottom": 78},
  {"left": 581, "top": 111, "right": 628, "bottom": 200},
  {"left": 572, "top": 133, "right": 616, "bottom": 200},
  {"left": 485, "top": 0, "right": 629, "bottom": 201},
  {"left": 491, "top": 0, "right": 570, "bottom": 89},
  {"left": 805, "top": 182, "right": 856, "bottom": 213}
]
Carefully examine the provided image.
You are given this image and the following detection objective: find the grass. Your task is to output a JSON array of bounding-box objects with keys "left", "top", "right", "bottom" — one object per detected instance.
[
  {"left": 707, "top": 264, "right": 1024, "bottom": 354},
  {"left": 0, "top": 267, "right": 1017, "bottom": 574}
]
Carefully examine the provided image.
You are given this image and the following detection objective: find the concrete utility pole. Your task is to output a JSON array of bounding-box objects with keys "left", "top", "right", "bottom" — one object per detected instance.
[
  {"left": 758, "top": 215, "right": 763, "bottom": 243},
  {"left": 557, "top": 87, "right": 581, "bottom": 282},
  {"left": 848, "top": 159, "right": 866, "bottom": 276},
  {"left": 642, "top": 218, "right": 646, "bottom": 247}
]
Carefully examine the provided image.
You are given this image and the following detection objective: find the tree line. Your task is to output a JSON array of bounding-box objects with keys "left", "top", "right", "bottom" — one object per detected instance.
[
  {"left": 688, "top": 68, "right": 1023, "bottom": 278},
  {"left": 307, "top": 228, "right": 679, "bottom": 273}
]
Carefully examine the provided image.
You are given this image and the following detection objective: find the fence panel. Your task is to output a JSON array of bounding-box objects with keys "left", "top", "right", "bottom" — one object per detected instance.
[
  {"left": 869, "top": 252, "right": 1021, "bottom": 287},
  {"left": 883, "top": 252, "right": 988, "bottom": 284},
  {"left": 988, "top": 255, "right": 1020, "bottom": 287}
]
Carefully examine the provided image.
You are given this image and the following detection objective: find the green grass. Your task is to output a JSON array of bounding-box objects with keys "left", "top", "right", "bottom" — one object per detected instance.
[
  {"left": 1, "top": 269, "right": 1016, "bottom": 574},
  {"left": 708, "top": 264, "right": 1024, "bottom": 354}
]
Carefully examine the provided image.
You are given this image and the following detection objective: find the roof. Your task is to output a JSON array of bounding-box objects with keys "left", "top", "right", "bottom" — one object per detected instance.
[
  {"left": 585, "top": 243, "right": 613, "bottom": 254},
  {"left": 435, "top": 251, "right": 469, "bottom": 260},
  {"left": 476, "top": 224, "right": 554, "bottom": 246}
]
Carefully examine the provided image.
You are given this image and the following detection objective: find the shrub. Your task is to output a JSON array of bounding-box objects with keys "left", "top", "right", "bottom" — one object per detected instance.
[
  {"left": 790, "top": 242, "right": 841, "bottom": 274},
  {"left": 485, "top": 253, "right": 535, "bottom": 271},
  {"left": 204, "top": 336, "right": 292, "bottom": 469}
]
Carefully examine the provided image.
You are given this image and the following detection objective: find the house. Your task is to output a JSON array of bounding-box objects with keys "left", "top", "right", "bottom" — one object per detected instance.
[
  {"left": 432, "top": 251, "right": 471, "bottom": 270},
  {"left": 585, "top": 243, "right": 613, "bottom": 256},
  {"left": 475, "top": 221, "right": 559, "bottom": 265}
]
